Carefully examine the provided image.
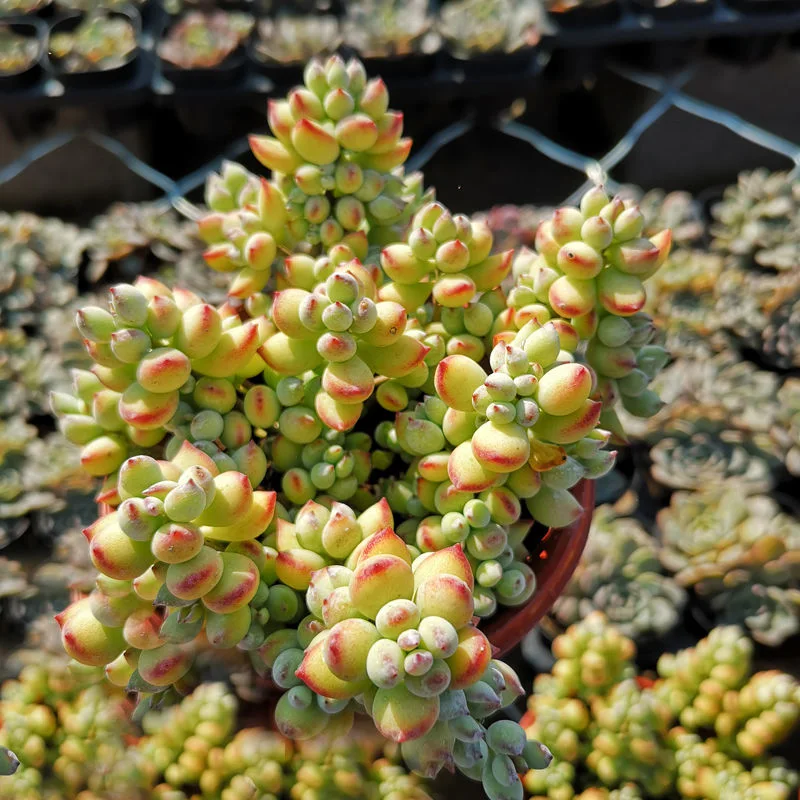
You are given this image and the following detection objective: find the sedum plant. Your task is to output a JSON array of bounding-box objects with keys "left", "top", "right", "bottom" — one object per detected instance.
[
  {"left": 48, "top": 55, "right": 674, "bottom": 798},
  {"left": 523, "top": 615, "right": 800, "bottom": 800},
  {"left": 657, "top": 488, "right": 800, "bottom": 646},
  {"left": 550, "top": 504, "right": 686, "bottom": 641}
]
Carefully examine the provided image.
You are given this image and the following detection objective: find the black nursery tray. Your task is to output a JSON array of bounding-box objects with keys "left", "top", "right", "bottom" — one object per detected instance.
[
  {"left": 0, "top": 17, "right": 45, "bottom": 90},
  {"left": 541, "top": 0, "right": 800, "bottom": 47}
]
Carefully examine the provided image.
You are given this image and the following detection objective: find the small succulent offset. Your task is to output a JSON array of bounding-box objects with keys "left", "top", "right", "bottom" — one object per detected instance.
[
  {"left": 550, "top": 504, "right": 687, "bottom": 641},
  {"left": 253, "top": 15, "right": 341, "bottom": 67},
  {"left": 343, "top": 0, "right": 438, "bottom": 59},
  {"left": 658, "top": 488, "right": 800, "bottom": 646},
  {"left": 523, "top": 615, "right": 800, "bottom": 800},
  {"left": 49, "top": 56, "right": 674, "bottom": 797},
  {"left": 49, "top": 13, "right": 137, "bottom": 73},
  {"left": 438, "top": 0, "right": 541, "bottom": 57},
  {"left": 0, "top": 27, "right": 38, "bottom": 74},
  {"left": 158, "top": 11, "right": 254, "bottom": 70}
]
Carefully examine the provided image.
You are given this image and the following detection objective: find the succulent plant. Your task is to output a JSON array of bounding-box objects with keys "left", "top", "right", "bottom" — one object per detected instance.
[
  {"left": 507, "top": 187, "right": 673, "bottom": 437},
  {"left": 641, "top": 351, "right": 782, "bottom": 440},
  {"left": 252, "top": 15, "right": 342, "bottom": 66},
  {"left": 49, "top": 12, "right": 137, "bottom": 73},
  {"left": 0, "top": 213, "right": 88, "bottom": 329},
  {"left": 0, "top": 0, "right": 48, "bottom": 14},
  {"left": 343, "top": 0, "right": 438, "bottom": 59},
  {"left": 158, "top": 11, "right": 253, "bottom": 70},
  {"left": 0, "top": 26, "right": 38, "bottom": 74},
  {"left": 0, "top": 654, "right": 150, "bottom": 800},
  {"left": 524, "top": 616, "right": 800, "bottom": 800},
  {"left": 45, "top": 55, "right": 677, "bottom": 797},
  {"left": 772, "top": 377, "right": 800, "bottom": 476},
  {"left": 620, "top": 188, "right": 706, "bottom": 251},
  {"left": 648, "top": 428, "right": 777, "bottom": 494},
  {"left": 711, "top": 169, "right": 800, "bottom": 271},
  {"left": 438, "top": 0, "right": 541, "bottom": 57},
  {"left": 658, "top": 489, "right": 800, "bottom": 646},
  {"left": 550, "top": 505, "right": 686, "bottom": 641},
  {"left": 85, "top": 202, "right": 202, "bottom": 284}
]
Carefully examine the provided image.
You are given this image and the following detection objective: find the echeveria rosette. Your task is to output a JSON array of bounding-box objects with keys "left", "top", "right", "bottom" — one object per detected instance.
[
  {"left": 631, "top": 351, "right": 782, "bottom": 443},
  {"left": 56, "top": 444, "right": 280, "bottom": 714},
  {"left": 649, "top": 429, "right": 777, "bottom": 495},
  {"left": 551, "top": 505, "right": 687, "bottom": 642},
  {"left": 772, "top": 378, "right": 800, "bottom": 476},
  {"left": 657, "top": 490, "right": 800, "bottom": 645},
  {"left": 711, "top": 168, "right": 800, "bottom": 272}
]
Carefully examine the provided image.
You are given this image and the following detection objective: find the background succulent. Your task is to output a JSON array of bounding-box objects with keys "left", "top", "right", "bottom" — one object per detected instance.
[
  {"left": 658, "top": 489, "right": 800, "bottom": 646},
  {"left": 550, "top": 504, "right": 687, "bottom": 642},
  {"left": 524, "top": 616, "right": 800, "bottom": 800}
]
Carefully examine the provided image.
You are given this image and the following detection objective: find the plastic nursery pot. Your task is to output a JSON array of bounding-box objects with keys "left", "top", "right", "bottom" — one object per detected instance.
[
  {"left": 441, "top": 44, "right": 538, "bottom": 77},
  {"left": 547, "top": 0, "right": 621, "bottom": 28},
  {"left": 158, "top": 12, "right": 251, "bottom": 90},
  {"left": 0, "top": 19, "right": 45, "bottom": 90},
  {"left": 46, "top": 8, "right": 141, "bottom": 89},
  {"left": 481, "top": 478, "right": 595, "bottom": 659},
  {"left": 353, "top": 47, "right": 441, "bottom": 79}
]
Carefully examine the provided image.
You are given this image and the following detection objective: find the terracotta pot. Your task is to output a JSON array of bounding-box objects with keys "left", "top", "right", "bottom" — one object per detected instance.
[{"left": 481, "top": 478, "right": 594, "bottom": 658}]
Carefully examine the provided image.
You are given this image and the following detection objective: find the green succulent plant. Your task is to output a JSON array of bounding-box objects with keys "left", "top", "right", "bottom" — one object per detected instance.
[
  {"left": 252, "top": 15, "right": 342, "bottom": 66},
  {"left": 0, "top": 213, "right": 88, "bottom": 329},
  {"left": 711, "top": 169, "right": 800, "bottom": 272},
  {"left": 772, "top": 377, "right": 800, "bottom": 476},
  {"left": 438, "top": 0, "right": 541, "bottom": 57},
  {"left": 524, "top": 616, "right": 800, "bottom": 800},
  {"left": 86, "top": 202, "right": 202, "bottom": 284},
  {"left": 550, "top": 505, "right": 686, "bottom": 641},
  {"left": 39, "top": 54, "right": 680, "bottom": 798},
  {"left": 658, "top": 489, "right": 800, "bottom": 646},
  {"left": 343, "top": 0, "right": 438, "bottom": 59}
]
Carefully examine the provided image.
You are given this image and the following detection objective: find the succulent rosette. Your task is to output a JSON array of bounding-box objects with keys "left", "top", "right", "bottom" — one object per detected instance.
[
  {"left": 657, "top": 489, "right": 800, "bottom": 645},
  {"left": 46, "top": 54, "right": 677, "bottom": 797},
  {"left": 550, "top": 505, "right": 687, "bottom": 641}
]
